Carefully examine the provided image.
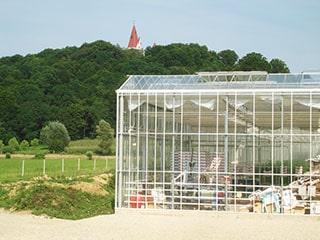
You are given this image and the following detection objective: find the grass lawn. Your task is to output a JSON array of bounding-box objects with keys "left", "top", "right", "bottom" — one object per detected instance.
[
  {"left": 0, "top": 157, "right": 115, "bottom": 182},
  {"left": 65, "top": 139, "right": 101, "bottom": 154},
  {"left": 14, "top": 144, "right": 50, "bottom": 156}
]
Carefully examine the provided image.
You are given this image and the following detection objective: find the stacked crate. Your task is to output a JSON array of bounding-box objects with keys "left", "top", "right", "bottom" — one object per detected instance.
[
  {"left": 208, "top": 152, "right": 225, "bottom": 173},
  {"left": 172, "top": 151, "right": 211, "bottom": 173},
  {"left": 172, "top": 151, "right": 224, "bottom": 173},
  {"left": 171, "top": 151, "right": 193, "bottom": 173}
]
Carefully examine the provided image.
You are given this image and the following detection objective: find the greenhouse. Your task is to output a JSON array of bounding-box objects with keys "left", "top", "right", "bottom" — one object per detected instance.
[{"left": 115, "top": 71, "right": 320, "bottom": 214}]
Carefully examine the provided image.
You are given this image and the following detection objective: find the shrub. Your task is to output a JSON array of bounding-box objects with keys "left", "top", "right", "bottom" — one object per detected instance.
[
  {"left": 33, "top": 153, "right": 46, "bottom": 160},
  {"left": 8, "top": 137, "right": 19, "bottom": 151},
  {"left": 2, "top": 146, "right": 13, "bottom": 154},
  {"left": 30, "top": 138, "right": 39, "bottom": 148},
  {"left": 20, "top": 140, "right": 30, "bottom": 150},
  {"left": 86, "top": 151, "right": 93, "bottom": 160},
  {"left": 5, "top": 152, "right": 11, "bottom": 159}
]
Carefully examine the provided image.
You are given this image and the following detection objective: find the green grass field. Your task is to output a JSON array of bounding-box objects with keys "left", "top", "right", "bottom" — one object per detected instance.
[
  {"left": 0, "top": 138, "right": 116, "bottom": 181},
  {"left": 0, "top": 157, "right": 116, "bottom": 182},
  {"left": 15, "top": 144, "right": 50, "bottom": 155},
  {"left": 64, "top": 139, "right": 101, "bottom": 154}
]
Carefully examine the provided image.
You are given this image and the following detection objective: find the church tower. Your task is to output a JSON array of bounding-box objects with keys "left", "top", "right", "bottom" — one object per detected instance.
[{"left": 127, "top": 24, "right": 142, "bottom": 50}]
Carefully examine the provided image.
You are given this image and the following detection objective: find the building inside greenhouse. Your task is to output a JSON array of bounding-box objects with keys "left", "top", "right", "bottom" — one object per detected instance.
[{"left": 116, "top": 71, "right": 320, "bottom": 214}]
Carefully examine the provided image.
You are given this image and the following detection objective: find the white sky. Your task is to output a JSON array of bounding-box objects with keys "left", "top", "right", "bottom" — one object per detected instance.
[{"left": 0, "top": 0, "right": 319, "bottom": 73}]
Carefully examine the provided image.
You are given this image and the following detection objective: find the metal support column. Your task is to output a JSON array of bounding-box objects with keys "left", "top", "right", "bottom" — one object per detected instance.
[{"left": 224, "top": 96, "right": 229, "bottom": 210}]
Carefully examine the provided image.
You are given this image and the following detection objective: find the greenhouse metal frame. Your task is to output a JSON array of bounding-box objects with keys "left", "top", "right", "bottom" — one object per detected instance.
[{"left": 116, "top": 72, "right": 320, "bottom": 214}]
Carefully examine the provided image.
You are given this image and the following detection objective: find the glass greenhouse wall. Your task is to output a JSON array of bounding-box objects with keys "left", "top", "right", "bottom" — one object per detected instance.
[{"left": 116, "top": 72, "right": 320, "bottom": 214}]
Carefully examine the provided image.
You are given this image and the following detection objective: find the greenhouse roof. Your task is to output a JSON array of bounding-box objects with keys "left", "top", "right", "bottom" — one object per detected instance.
[{"left": 117, "top": 71, "right": 320, "bottom": 92}]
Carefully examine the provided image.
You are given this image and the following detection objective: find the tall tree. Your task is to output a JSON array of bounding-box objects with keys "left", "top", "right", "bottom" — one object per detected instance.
[
  {"left": 218, "top": 49, "right": 239, "bottom": 70},
  {"left": 269, "top": 58, "right": 290, "bottom": 73},
  {"left": 238, "top": 52, "right": 271, "bottom": 72},
  {"left": 40, "top": 121, "right": 70, "bottom": 152},
  {"left": 96, "top": 119, "right": 115, "bottom": 155}
]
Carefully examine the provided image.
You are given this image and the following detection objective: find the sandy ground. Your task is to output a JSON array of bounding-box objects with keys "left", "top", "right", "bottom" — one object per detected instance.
[{"left": 1, "top": 209, "right": 320, "bottom": 240}]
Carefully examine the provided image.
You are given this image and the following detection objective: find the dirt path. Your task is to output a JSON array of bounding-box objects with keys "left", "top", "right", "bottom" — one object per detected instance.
[{"left": 1, "top": 209, "right": 320, "bottom": 240}]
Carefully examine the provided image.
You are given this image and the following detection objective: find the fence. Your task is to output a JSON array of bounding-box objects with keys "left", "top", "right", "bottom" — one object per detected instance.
[{"left": 0, "top": 157, "right": 115, "bottom": 180}]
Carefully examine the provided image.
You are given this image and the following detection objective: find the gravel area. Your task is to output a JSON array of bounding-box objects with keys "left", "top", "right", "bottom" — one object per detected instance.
[{"left": 1, "top": 209, "right": 319, "bottom": 240}]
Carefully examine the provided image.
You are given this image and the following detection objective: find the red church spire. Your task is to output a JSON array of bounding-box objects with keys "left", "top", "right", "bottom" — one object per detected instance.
[{"left": 127, "top": 24, "right": 142, "bottom": 50}]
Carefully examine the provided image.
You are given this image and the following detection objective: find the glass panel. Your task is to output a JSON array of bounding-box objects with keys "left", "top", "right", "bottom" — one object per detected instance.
[{"left": 117, "top": 73, "right": 320, "bottom": 214}]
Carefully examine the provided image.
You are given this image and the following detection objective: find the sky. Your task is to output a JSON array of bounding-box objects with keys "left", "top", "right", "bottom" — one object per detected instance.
[{"left": 0, "top": 0, "right": 319, "bottom": 73}]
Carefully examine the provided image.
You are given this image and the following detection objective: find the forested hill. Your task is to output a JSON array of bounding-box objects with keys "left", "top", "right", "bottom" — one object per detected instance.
[{"left": 0, "top": 40, "right": 290, "bottom": 143}]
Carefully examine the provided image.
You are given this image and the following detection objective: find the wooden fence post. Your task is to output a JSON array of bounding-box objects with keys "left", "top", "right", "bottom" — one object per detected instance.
[{"left": 21, "top": 160, "right": 25, "bottom": 176}]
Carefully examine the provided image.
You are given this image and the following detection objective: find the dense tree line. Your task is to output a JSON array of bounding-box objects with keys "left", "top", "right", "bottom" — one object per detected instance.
[{"left": 0, "top": 41, "right": 289, "bottom": 143}]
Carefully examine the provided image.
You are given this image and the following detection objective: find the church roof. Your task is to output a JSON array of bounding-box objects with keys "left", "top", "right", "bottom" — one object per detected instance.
[{"left": 127, "top": 25, "right": 142, "bottom": 49}]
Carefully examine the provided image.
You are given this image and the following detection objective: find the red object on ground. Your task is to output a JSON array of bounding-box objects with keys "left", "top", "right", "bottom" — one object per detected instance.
[
  {"left": 217, "top": 191, "right": 224, "bottom": 197},
  {"left": 129, "top": 195, "right": 154, "bottom": 208},
  {"left": 130, "top": 196, "right": 144, "bottom": 208}
]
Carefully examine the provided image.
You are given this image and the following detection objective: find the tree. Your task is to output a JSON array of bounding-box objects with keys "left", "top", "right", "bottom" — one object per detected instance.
[
  {"left": 96, "top": 119, "right": 114, "bottom": 155},
  {"left": 218, "top": 49, "right": 239, "bottom": 70},
  {"left": 20, "top": 140, "right": 29, "bottom": 150},
  {"left": 269, "top": 58, "right": 290, "bottom": 73},
  {"left": 0, "top": 41, "right": 290, "bottom": 142},
  {"left": 8, "top": 137, "right": 19, "bottom": 151},
  {"left": 40, "top": 121, "right": 70, "bottom": 152},
  {"left": 238, "top": 52, "right": 271, "bottom": 72},
  {"left": 30, "top": 138, "right": 39, "bottom": 147}
]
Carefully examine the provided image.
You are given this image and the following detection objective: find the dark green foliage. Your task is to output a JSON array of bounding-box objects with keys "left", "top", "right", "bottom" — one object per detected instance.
[
  {"left": 0, "top": 41, "right": 290, "bottom": 143},
  {"left": 269, "top": 58, "right": 290, "bottom": 73},
  {"left": 218, "top": 49, "right": 239, "bottom": 70},
  {"left": 238, "top": 52, "right": 271, "bottom": 72},
  {"left": 0, "top": 186, "right": 9, "bottom": 206},
  {"left": 86, "top": 151, "right": 93, "bottom": 160},
  {"left": 33, "top": 153, "right": 46, "bottom": 160}
]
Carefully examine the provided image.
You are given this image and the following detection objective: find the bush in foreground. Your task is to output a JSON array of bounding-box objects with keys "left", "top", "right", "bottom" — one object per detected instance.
[{"left": 0, "top": 172, "right": 115, "bottom": 220}]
